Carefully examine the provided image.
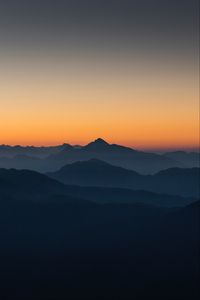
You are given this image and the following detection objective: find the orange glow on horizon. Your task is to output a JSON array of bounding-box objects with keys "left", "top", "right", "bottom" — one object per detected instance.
[{"left": 0, "top": 50, "right": 199, "bottom": 151}]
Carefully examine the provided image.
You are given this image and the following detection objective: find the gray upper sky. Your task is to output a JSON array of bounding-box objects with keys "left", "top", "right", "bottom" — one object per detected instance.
[
  {"left": 0, "top": 0, "right": 198, "bottom": 55},
  {"left": 0, "top": 0, "right": 199, "bottom": 149}
]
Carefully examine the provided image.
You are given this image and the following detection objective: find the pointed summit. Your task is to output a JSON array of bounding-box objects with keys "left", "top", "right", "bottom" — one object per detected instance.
[
  {"left": 84, "top": 138, "right": 110, "bottom": 151},
  {"left": 93, "top": 138, "right": 109, "bottom": 145}
]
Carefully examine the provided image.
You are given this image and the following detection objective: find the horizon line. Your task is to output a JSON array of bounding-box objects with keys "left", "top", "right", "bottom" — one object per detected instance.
[{"left": 0, "top": 138, "right": 199, "bottom": 153}]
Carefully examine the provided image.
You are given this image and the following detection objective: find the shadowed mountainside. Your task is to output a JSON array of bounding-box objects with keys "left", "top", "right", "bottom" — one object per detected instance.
[
  {"left": 0, "top": 186, "right": 199, "bottom": 299},
  {"left": 45, "top": 138, "right": 185, "bottom": 174},
  {"left": 48, "top": 159, "right": 200, "bottom": 198},
  {"left": 0, "top": 166, "right": 199, "bottom": 299},
  {"left": 1, "top": 138, "right": 197, "bottom": 174},
  {"left": 163, "top": 151, "right": 199, "bottom": 168},
  {"left": 0, "top": 168, "right": 196, "bottom": 208},
  {"left": 0, "top": 143, "right": 72, "bottom": 158}
]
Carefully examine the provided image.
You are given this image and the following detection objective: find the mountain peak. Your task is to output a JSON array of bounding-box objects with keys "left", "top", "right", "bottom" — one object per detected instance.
[
  {"left": 93, "top": 138, "right": 109, "bottom": 145},
  {"left": 84, "top": 138, "right": 110, "bottom": 150}
]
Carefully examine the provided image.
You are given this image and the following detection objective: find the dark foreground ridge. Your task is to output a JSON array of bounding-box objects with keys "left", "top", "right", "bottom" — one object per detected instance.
[{"left": 0, "top": 168, "right": 199, "bottom": 299}]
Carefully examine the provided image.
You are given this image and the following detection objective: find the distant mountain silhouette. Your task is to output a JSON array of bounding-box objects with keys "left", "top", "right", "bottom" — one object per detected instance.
[
  {"left": 0, "top": 143, "right": 71, "bottom": 158},
  {"left": 0, "top": 168, "right": 195, "bottom": 207},
  {"left": 46, "top": 138, "right": 185, "bottom": 174},
  {"left": 48, "top": 159, "right": 200, "bottom": 197},
  {"left": 163, "top": 151, "right": 200, "bottom": 168},
  {"left": 47, "top": 158, "right": 136, "bottom": 185},
  {"left": 0, "top": 139, "right": 199, "bottom": 174},
  {"left": 84, "top": 138, "right": 110, "bottom": 151}
]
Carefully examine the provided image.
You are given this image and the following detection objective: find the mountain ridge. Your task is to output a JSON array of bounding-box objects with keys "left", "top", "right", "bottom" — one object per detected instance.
[
  {"left": 0, "top": 138, "right": 199, "bottom": 173},
  {"left": 0, "top": 168, "right": 196, "bottom": 207},
  {"left": 48, "top": 159, "right": 200, "bottom": 198}
]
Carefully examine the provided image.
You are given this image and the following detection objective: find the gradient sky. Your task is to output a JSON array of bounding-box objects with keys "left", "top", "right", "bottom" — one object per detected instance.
[{"left": 0, "top": 0, "right": 199, "bottom": 150}]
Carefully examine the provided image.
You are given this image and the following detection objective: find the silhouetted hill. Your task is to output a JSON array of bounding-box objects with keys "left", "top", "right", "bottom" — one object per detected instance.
[
  {"left": 0, "top": 185, "right": 199, "bottom": 300},
  {"left": 0, "top": 168, "right": 195, "bottom": 207},
  {"left": 163, "top": 151, "right": 200, "bottom": 168},
  {"left": 1, "top": 140, "right": 198, "bottom": 174},
  {"left": 0, "top": 139, "right": 182, "bottom": 174},
  {"left": 0, "top": 168, "right": 92, "bottom": 207},
  {"left": 0, "top": 143, "right": 71, "bottom": 158},
  {"left": 48, "top": 158, "right": 138, "bottom": 185},
  {"left": 48, "top": 160, "right": 200, "bottom": 197},
  {"left": 84, "top": 138, "right": 111, "bottom": 151},
  {"left": 46, "top": 138, "right": 183, "bottom": 174},
  {"left": 65, "top": 186, "right": 196, "bottom": 207},
  {"left": 0, "top": 144, "right": 74, "bottom": 172},
  {"left": 152, "top": 167, "right": 199, "bottom": 197}
]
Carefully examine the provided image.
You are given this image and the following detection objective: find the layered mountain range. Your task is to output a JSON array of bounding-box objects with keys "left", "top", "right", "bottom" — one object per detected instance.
[
  {"left": 0, "top": 138, "right": 199, "bottom": 173},
  {"left": 0, "top": 167, "right": 199, "bottom": 299},
  {"left": 0, "top": 139, "right": 199, "bottom": 300},
  {"left": 0, "top": 168, "right": 197, "bottom": 207},
  {"left": 48, "top": 159, "right": 199, "bottom": 197}
]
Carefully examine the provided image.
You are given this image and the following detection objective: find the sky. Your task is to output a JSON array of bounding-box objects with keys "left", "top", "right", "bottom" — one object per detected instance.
[{"left": 0, "top": 0, "right": 199, "bottom": 150}]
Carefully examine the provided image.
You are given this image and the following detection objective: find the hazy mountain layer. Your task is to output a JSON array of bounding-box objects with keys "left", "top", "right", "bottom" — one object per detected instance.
[
  {"left": 48, "top": 159, "right": 200, "bottom": 198},
  {"left": 0, "top": 168, "right": 196, "bottom": 207},
  {"left": 2, "top": 138, "right": 198, "bottom": 174}
]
